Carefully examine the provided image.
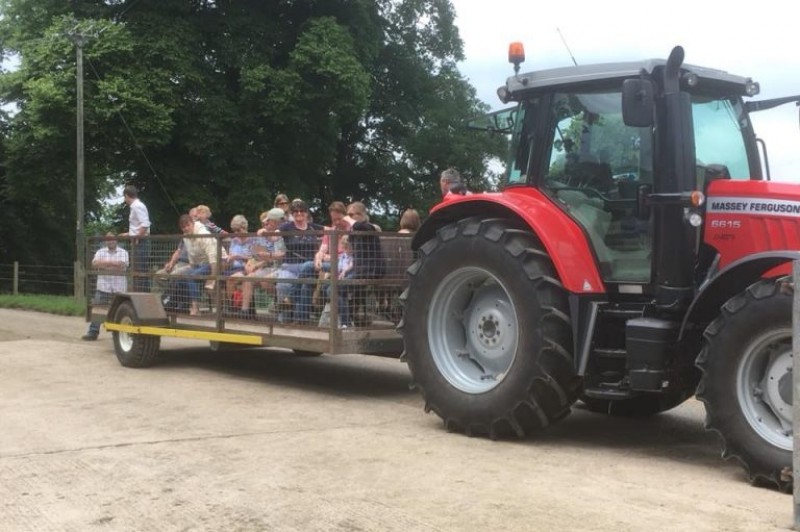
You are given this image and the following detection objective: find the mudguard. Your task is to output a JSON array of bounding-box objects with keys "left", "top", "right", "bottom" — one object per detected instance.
[
  {"left": 412, "top": 189, "right": 605, "bottom": 294},
  {"left": 108, "top": 293, "right": 169, "bottom": 326},
  {"left": 679, "top": 251, "right": 800, "bottom": 340}
]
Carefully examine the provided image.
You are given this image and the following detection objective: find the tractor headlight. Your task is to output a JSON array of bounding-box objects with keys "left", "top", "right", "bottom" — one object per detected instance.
[{"left": 688, "top": 212, "right": 703, "bottom": 227}]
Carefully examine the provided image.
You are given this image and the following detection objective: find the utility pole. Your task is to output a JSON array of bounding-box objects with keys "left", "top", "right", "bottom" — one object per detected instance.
[{"left": 69, "top": 29, "right": 87, "bottom": 301}]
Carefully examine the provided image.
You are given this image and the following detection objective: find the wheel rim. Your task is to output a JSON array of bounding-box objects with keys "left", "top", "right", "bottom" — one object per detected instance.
[
  {"left": 736, "top": 328, "right": 792, "bottom": 451},
  {"left": 427, "top": 267, "right": 519, "bottom": 394},
  {"left": 118, "top": 314, "right": 135, "bottom": 353}
]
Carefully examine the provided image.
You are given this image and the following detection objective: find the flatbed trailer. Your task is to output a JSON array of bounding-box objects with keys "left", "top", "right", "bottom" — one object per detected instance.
[{"left": 85, "top": 230, "right": 412, "bottom": 365}]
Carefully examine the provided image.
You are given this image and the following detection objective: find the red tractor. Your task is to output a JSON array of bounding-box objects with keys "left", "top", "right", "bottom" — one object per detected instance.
[{"left": 402, "top": 45, "right": 800, "bottom": 488}]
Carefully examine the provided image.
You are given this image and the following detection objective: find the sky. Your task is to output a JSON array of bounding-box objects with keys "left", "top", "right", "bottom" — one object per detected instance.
[{"left": 449, "top": 0, "right": 800, "bottom": 181}]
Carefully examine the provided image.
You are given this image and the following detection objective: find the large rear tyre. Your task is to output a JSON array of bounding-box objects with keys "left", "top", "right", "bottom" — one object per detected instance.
[
  {"left": 401, "top": 218, "right": 579, "bottom": 438},
  {"left": 696, "top": 277, "right": 792, "bottom": 490},
  {"left": 112, "top": 301, "right": 160, "bottom": 368}
]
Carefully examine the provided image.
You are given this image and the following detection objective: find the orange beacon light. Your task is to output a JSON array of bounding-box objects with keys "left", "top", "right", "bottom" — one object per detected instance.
[{"left": 508, "top": 42, "right": 525, "bottom": 74}]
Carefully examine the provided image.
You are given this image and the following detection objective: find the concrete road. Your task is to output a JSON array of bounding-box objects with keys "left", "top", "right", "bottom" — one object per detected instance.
[{"left": 0, "top": 309, "right": 791, "bottom": 531}]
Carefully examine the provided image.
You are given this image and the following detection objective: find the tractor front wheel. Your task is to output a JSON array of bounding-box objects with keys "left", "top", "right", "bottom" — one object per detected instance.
[
  {"left": 696, "top": 277, "right": 792, "bottom": 489},
  {"left": 402, "top": 218, "right": 579, "bottom": 438}
]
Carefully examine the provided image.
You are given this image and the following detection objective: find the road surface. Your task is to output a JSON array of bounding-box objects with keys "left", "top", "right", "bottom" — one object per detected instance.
[{"left": 0, "top": 309, "right": 791, "bottom": 531}]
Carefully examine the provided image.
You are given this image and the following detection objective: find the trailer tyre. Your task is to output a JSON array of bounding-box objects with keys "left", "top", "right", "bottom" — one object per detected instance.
[
  {"left": 402, "top": 218, "right": 579, "bottom": 438},
  {"left": 112, "top": 301, "right": 160, "bottom": 368},
  {"left": 696, "top": 277, "right": 792, "bottom": 490}
]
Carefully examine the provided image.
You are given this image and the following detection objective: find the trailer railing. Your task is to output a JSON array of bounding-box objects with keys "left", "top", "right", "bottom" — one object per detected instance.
[{"left": 85, "top": 230, "right": 414, "bottom": 356}]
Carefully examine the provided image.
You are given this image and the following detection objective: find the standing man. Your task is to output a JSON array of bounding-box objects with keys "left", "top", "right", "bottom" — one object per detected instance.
[
  {"left": 82, "top": 233, "right": 129, "bottom": 341},
  {"left": 123, "top": 185, "right": 151, "bottom": 292}
]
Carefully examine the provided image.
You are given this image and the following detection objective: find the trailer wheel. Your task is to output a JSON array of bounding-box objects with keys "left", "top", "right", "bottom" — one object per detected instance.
[
  {"left": 696, "top": 277, "right": 792, "bottom": 490},
  {"left": 402, "top": 218, "right": 579, "bottom": 438},
  {"left": 112, "top": 301, "right": 160, "bottom": 368}
]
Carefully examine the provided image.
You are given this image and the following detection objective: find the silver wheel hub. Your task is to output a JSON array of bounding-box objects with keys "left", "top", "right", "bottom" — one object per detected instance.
[
  {"left": 737, "top": 329, "right": 792, "bottom": 451},
  {"left": 428, "top": 267, "right": 519, "bottom": 394},
  {"left": 468, "top": 292, "right": 515, "bottom": 359},
  {"left": 762, "top": 350, "right": 792, "bottom": 426},
  {"left": 118, "top": 315, "right": 134, "bottom": 352}
]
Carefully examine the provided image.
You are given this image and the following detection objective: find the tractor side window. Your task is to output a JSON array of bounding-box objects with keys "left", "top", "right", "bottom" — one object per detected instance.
[
  {"left": 541, "top": 91, "right": 652, "bottom": 283},
  {"left": 507, "top": 100, "right": 542, "bottom": 185},
  {"left": 507, "top": 103, "right": 528, "bottom": 184},
  {"left": 693, "top": 97, "right": 751, "bottom": 181}
]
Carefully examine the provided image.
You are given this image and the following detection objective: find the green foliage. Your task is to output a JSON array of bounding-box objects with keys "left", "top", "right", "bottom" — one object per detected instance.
[
  {"left": 0, "top": 293, "right": 85, "bottom": 316},
  {"left": 0, "top": 0, "right": 506, "bottom": 268}
]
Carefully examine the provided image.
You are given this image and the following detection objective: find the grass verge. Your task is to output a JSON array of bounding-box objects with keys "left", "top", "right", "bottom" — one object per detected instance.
[{"left": 0, "top": 294, "right": 85, "bottom": 316}]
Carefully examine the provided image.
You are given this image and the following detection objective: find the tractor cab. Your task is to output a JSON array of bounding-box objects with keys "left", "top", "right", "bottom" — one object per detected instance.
[{"left": 498, "top": 44, "right": 762, "bottom": 301}]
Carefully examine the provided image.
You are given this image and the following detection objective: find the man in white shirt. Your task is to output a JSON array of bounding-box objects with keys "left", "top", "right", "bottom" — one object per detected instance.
[
  {"left": 82, "top": 233, "right": 129, "bottom": 341},
  {"left": 123, "top": 185, "right": 151, "bottom": 292}
]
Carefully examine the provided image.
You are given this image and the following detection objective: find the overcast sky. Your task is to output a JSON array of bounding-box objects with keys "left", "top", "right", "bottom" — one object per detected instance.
[{"left": 450, "top": 0, "right": 800, "bottom": 181}]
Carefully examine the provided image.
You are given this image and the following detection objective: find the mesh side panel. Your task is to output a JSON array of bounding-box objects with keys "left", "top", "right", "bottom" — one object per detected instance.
[{"left": 86, "top": 231, "right": 415, "bottom": 334}]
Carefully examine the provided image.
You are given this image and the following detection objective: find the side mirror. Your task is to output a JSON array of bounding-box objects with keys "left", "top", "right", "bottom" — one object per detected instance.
[{"left": 622, "top": 79, "right": 655, "bottom": 127}]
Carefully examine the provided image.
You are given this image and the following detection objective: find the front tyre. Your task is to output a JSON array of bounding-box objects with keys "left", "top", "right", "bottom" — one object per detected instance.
[
  {"left": 402, "top": 218, "right": 579, "bottom": 438},
  {"left": 696, "top": 277, "right": 792, "bottom": 489},
  {"left": 112, "top": 301, "right": 160, "bottom": 368}
]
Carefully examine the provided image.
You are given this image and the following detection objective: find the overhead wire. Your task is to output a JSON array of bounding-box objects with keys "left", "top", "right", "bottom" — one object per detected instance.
[{"left": 84, "top": 54, "right": 181, "bottom": 216}]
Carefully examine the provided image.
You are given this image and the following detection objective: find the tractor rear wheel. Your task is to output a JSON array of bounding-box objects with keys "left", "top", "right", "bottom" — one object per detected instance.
[
  {"left": 401, "top": 218, "right": 579, "bottom": 438},
  {"left": 112, "top": 301, "right": 160, "bottom": 368},
  {"left": 696, "top": 277, "right": 792, "bottom": 490}
]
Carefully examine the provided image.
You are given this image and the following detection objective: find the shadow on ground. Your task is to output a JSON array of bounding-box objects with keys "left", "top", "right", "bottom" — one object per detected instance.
[
  {"left": 156, "top": 345, "right": 413, "bottom": 401},
  {"left": 151, "top": 344, "right": 763, "bottom": 489}
]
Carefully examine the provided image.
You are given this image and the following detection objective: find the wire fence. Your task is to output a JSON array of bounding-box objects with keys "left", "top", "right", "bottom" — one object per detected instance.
[{"left": 0, "top": 262, "right": 76, "bottom": 296}]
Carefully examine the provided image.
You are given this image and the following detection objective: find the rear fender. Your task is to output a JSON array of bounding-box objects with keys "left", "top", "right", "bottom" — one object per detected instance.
[
  {"left": 109, "top": 293, "right": 170, "bottom": 326},
  {"left": 679, "top": 251, "right": 800, "bottom": 341},
  {"left": 412, "top": 191, "right": 605, "bottom": 294}
]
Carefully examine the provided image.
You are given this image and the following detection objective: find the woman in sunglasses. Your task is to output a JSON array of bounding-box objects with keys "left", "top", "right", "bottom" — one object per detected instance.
[
  {"left": 275, "top": 199, "right": 324, "bottom": 324},
  {"left": 273, "top": 193, "right": 292, "bottom": 222}
]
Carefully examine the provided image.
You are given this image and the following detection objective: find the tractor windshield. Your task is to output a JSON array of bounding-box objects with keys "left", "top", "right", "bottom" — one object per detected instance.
[{"left": 692, "top": 96, "right": 751, "bottom": 180}]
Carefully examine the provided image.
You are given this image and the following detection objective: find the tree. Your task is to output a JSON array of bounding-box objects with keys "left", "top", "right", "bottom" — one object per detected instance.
[{"left": 0, "top": 0, "right": 505, "bottom": 270}]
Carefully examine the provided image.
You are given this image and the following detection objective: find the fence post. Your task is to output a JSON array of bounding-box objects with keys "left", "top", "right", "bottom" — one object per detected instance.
[
  {"left": 793, "top": 260, "right": 799, "bottom": 529},
  {"left": 74, "top": 260, "right": 85, "bottom": 301},
  {"left": 12, "top": 261, "right": 18, "bottom": 295}
]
